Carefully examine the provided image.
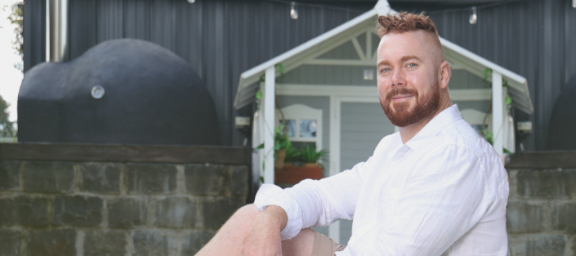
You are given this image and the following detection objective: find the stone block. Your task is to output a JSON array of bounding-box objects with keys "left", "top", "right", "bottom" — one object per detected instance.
[
  {"left": 552, "top": 203, "right": 576, "bottom": 234},
  {"left": 181, "top": 231, "right": 215, "bottom": 255},
  {"left": 516, "top": 169, "right": 571, "bottom": 199},
  {"left": 567, "top": 170, "right": 576, "bottom": 199},
  {"left": 231, "top": 165, "right": 249, "bottom": 196},
  {"left": 0, "top": 229, "right": 22, "bottom": 256},
  {"left": 201, "top": 198, "right": 244, "bottom": 229},
  {"left": 27, "top": 229, "right": 76, "bottom": 256},
  {"left": 0, "top": 161, "right": 21, "bottom": 191},
  {"left": 80, "top": 162, "right": 122, "bottom": 194},
  {"left": 506, "top": 202, "right": 545, "bottom": 233},
  {"left": 84, "top": 230, "right": 126, "bottom": 256},
  {"left": 132, "top": 230, "right": 177, "bottom": 256},
  {"left": 509, "top": 234, "right": 565, "bottom": 256},
  {"left": 53, "top": 195, "right": 103, "bottom": 227},
  {"left": 185, "top": 164, "right": 230, "bottom": 196},
  {"left": 155, "top": 197, "right": 197, "bottom": 229},
  {"left": 0, "top": 197, "right": 49, "bottom": 227},
  {"left": 0, "top": 198, "right": 11, "bottom": 226},
  {"left": 126, "top": 163, "right": 177, "bottom": 194},
  {"left": 107, "top": 198, "right": 148, "bottom": 228},
  {"left": 22, "top": 161, "right": 75, "bottom": 193}
]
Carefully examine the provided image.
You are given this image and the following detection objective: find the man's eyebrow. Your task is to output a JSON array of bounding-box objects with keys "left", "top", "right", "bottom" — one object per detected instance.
[
  {"left": 377, "top": 55, "right": 424, "bottom": 67},
  {"left": 400, "top": 55, "right": 424, "bottom": 63},
  {"left": 377, "top": 60, "right": 390, "bottom": 67}
]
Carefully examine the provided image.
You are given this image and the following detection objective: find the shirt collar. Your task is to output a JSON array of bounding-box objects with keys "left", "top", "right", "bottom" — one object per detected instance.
[{"left": 404, "top": 104, "right": 463, "bottom": 149}]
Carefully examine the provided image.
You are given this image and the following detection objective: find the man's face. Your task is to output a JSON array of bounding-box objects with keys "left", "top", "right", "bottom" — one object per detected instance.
[{"left": 376, "top": 30, "right": 442, "bottom": 127}]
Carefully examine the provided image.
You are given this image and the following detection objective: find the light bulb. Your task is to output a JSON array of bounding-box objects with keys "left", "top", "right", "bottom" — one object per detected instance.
[
  {"left": 187, "top": 0, "right": 195, "bottom": 3},
  {"left": 290, "top": 2, "right": 298, "bottom": 20},
  {"left": 469, "top": 6, "right": 477, "bottom": 25}
]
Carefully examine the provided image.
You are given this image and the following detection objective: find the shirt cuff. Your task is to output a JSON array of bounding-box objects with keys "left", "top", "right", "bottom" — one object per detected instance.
[{"left": 254, "top": 184, "right": 303, "bottom": 240}]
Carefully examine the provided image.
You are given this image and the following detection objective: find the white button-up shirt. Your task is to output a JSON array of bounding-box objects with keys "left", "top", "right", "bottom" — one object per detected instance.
[{"left": 254, "top": 105, "right": 509, "bottom": 256}]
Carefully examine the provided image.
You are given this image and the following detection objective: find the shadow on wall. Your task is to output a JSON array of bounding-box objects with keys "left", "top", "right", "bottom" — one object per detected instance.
[
  {"left": 548, "top": 73, "right": 576, "bottom": 150},
  {"left": 18, "top": 39, "right": 220, "bottom": 146}
]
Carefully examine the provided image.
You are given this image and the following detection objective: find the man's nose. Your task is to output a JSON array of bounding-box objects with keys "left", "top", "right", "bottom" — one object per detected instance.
[{"left": 391, "top": 69, "right": 406, "bottom": 87}]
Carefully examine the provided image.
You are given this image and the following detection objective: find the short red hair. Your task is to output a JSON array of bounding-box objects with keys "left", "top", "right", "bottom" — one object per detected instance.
[{"left": 377, "top": 12, "right": 439, "bottom": 38}]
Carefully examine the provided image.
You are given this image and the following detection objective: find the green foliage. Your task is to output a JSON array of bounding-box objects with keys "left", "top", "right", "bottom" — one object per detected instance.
[
  {"left": 258, "top": 63, "right": 285, "bottom": 83},
  {"left": 7, "top": 2, "right": 23, "bottom": 71},
  {"left": 255, "top": 124, "right": 291, "bottom": 151},
  {"left": 296, "top": 145, "right": 328, "bottom": 164},
  {"left": 482, "top": 68, "right": 513, "bottom": 106},
  {"left": 482, "top": 128, "right": 493, "bottom": 145},
  {"left": 482, "top": 68, "right": 492, "bottom": 81},
  {"left": 256, "top": 63, "right": 285, "bottom": 103},
  {"left": 284, "top": 146, "right": 301, "bottom": 163},
  {"left": 273, "top": 125, "right": 291, "bottom": 151},
  {"left": 481, "top": 127, "right": 511, "bottom": 154},
  {"left": 0, "top": 95, "right": 16, "bottom": 138}
]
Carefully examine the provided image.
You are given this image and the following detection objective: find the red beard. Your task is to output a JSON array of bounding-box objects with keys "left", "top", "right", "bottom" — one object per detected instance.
[{"left": 381, "top": 82, "right": 440, "bottom": 127}]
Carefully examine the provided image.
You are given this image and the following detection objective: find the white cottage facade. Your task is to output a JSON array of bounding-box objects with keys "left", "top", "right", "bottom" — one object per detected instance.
[{"left": 234, "top": 0, "right": 533, "bottom": 244}]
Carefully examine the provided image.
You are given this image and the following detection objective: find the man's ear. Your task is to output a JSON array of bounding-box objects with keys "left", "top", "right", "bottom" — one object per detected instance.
[{"left": 439, "top": 60, "right": 451, "bottom": 89}]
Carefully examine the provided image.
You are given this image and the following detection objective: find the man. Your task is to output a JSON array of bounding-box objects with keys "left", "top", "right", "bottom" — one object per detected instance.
[{"left": 196, "top": 12, "right": 509, "bottom": 256}]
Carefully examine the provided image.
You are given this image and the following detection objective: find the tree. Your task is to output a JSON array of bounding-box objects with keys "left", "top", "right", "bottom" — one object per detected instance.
[
  {"left": 0, "top": 95, "right": 15, "bottom": 138},
  {"left": 7, "top": 2, "right": 23, "bottom": 71}
]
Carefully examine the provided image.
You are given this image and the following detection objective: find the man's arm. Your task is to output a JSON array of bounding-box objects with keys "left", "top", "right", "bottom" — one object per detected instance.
[
  {"left": 241, "top": 206, "right": 287, "bottom": 256},
  {"left": 253, "top": 157, "right": 369, "bottom": 240}
]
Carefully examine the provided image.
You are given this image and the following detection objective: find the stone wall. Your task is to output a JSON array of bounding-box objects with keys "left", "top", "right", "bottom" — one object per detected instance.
[
  {"left": 2, "top": 144, "right": 576, "bottom": 255},
  {"left": 0, "top": 143, "right": 251, "bottom": 256},
  {"left": 506, "top": 152, "right": 576, "bottom": 255}
]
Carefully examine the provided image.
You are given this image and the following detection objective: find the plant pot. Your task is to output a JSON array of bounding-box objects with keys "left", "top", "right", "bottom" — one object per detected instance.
[
  {"left": 275, "top": 163, "right": 323, "bottom": 184},
  {"left": 275, "top": 148, "right": 286, "bottom": 169}
]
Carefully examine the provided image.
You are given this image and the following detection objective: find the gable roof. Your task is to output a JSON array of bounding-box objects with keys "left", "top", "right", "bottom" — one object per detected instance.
[{"left": 234, "top": 0, "right": 533, "bottom": 115}]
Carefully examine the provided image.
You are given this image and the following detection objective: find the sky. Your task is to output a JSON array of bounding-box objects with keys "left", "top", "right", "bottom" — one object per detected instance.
[{"left": 0, "top": 0, "right": 22, "bottom": 122}]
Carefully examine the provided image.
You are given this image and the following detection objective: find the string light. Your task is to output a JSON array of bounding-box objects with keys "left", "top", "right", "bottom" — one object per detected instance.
[
  {"left": 290, "top": 2, "right": 298, "bottom": 20},
  {"left": 469, "top": 6, "right": 477, "bottom": 24}
]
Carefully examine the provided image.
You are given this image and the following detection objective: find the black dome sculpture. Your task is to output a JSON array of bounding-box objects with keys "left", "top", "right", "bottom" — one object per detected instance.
[
  {"left": 18, "top": 39, "right": 220, "bottom": 145},
  {"left": 548, "top": 73, "right": 576, "bottom": 150}
]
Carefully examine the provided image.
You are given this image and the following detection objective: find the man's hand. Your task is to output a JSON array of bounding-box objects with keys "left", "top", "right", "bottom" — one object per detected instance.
[{"left": 241, "top": 206, "right": 288, "bottom": 256}]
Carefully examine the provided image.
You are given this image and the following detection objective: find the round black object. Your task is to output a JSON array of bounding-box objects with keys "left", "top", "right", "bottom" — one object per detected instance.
[
  {"left": 18, "top": 39, "right": 220, "bottom": 145},
  {"left": 548, "top": 73, "right": 576, "bottom": 150}
]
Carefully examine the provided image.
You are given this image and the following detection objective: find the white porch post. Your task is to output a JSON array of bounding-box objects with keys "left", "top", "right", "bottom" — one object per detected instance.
[
  {"left": 264, "top": 66, "right": 276, "bottom": 184},
  {"left": 328, "top": 96, "right": 341, "bottom": 243},
  {"left": 492, "top": 71, "right": 503, "bottom": 156}
]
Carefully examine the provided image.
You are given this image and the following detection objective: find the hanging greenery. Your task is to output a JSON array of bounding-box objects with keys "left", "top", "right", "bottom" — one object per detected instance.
[{"left": 481, "top": 68, "right": 511, "bottom": 154}]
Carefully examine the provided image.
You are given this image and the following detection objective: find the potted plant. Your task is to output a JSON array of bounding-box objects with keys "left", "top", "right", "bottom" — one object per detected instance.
[{"left": 275, "top": 145, "right": 328, "bottom": 185}]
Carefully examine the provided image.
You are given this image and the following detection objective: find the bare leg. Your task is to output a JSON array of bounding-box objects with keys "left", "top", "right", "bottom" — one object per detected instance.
[{"left": 195, "top": 204, "right": 315, "bottom": 256}]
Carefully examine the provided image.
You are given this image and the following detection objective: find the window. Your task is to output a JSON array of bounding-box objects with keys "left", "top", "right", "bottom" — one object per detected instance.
[{"left": 276, "top": 104, "right": 323, "bottom": 150}]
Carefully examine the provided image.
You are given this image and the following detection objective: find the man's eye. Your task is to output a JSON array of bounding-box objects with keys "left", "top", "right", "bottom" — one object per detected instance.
[
  {"left": 380, "top": 68, "right": 390, "bottom": 73},
  {"left": 407, "top": 63, "right": 417, "bottom": 68}
]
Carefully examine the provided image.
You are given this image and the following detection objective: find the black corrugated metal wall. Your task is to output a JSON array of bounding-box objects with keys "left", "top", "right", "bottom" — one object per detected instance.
[
  {"left": 24, "top": 0, "right": 373, "bottom": 146},
  {"left": 23, "top": 0, "right": 576, "bottom": 150}
]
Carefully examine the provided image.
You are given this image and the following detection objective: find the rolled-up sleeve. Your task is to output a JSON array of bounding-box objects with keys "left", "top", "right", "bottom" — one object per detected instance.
[{"left": 253, "top": 158, "right": 370, "bottom": 240}]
